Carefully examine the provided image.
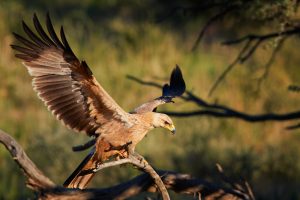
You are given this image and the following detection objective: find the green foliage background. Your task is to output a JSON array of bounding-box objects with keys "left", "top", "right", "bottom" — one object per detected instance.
[{"left": 1, "top": 0, "right": 300, "bottom": 199}]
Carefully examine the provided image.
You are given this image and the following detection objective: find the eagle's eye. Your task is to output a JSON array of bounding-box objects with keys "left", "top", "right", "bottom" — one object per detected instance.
[{"left": 164, "top": 121, "right": 170, "bottom": 125}]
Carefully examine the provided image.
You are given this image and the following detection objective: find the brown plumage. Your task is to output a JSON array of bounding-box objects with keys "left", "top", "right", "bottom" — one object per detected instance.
[{"left": 11, "top": 13, "right": 186, "bottom": 189}]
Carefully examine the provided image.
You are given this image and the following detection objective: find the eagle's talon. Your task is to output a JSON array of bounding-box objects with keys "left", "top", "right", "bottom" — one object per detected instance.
[
  {"left": 140, "top": 159, "right": 148, "bottom": 168},
  {"left": 128, "top": 152, "right": 148, "bottom": 168}
]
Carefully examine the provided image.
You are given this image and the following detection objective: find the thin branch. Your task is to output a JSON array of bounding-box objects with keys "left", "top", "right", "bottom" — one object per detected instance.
[
  {"left": 216, "top": 164, "right": 255, "bottom": 200},
  {"left": 208, "top": 26, "right": 300, "bottom": 96},
  {"left": 127, "top": 75, "right": 163, "bottom": 88},
  {"left": 285, "top": 122, "right": 300, "bottom": 130},
  {"left": 255, "top": 36, "right": 286, "bottom": 91},
  {"left": 130, "top": 154, "right": 170, "bottom": 200},
  {"left": 207, "top": 39, "right": 252, "bottom": 96},
  {"left": 239, "top": 39, "right": 262, "bottom": 62},
  {"left": 222, "top": 27, "right": 300, "bottom": 45},
  {"left": 209, "top": 37, "right": 263, "bottom": 96},
  {"left": 192, "top": 6, "right": 236, "bottom": 51},
  {"left": 93, "top": 158, "right": 133, "bottom": 172}
]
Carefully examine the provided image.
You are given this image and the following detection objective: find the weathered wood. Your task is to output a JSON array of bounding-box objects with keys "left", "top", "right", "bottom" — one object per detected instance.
[
  {"left": 0, "top": 129, "right": 55, "bottom": 190},
  {"left": 0, "top": 129, "right": 254, "bottom": 200}
]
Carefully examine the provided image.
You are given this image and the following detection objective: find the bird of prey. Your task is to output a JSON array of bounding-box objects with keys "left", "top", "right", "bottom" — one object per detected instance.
[{"left": 11, "top": 14, "right": 186, "bottom": 189}]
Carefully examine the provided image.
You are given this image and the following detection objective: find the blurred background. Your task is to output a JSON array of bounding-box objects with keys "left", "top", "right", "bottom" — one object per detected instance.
[{"left": 1, "top": 0, "right": 300, "bottom": 199}]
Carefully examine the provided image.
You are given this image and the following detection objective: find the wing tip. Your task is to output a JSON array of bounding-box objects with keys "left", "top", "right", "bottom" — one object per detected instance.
[
  {"left": 173, "top": 64, "right": 182, "bottom": 76},
  {"left": 162, "top": 65, "right": 186, "bottom": 97},
  {"left": 33, "top": 12, "right": 38, "bottom": 21},
  {"left": 13, "top": 13, "right": 79, "bottom": 61}
]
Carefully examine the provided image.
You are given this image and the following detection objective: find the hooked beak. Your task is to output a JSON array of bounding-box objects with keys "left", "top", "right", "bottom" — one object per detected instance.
[
  {"left": 171, "top": 128, "right": 176, "bottom": 135},
  {"left": 169, "top": 124, "right": 176, "bottom": 135}
]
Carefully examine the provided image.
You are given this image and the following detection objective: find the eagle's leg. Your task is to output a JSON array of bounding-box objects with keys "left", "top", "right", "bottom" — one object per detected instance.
[
  {"left": 116, "top": 141, "right": 133, "bottom": 159},
  {"left": 104, "top": 141, "right": 133, "bottom": 160},
  {"left": 105, "top": 141, "right": 132, "bottom": 151},
  {"left": 116, "top": 141, "right": 132, "bottom": 160}
]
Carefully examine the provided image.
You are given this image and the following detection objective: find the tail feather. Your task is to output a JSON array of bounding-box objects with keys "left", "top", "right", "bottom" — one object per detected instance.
[{"left": 63, "top": 151, "right": 97, "bottom": 189}]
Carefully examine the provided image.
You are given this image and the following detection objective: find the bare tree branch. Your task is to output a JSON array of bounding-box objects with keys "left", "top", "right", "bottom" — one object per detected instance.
[
  {"left": 0, "top": 129, "right": 55, "bottom": 190},
  {"left": 222, "top": 27, "right": 300, "bottom": 46},
  {"left": 128, "top": 76, "right": 300, "bottom": 125},
  {"left": 208, "top": 26, "right": 300, "bottom": 96},
  {"left": 0, "top": 129, "right": 254, "bottom": 199},
  {"left": 157, "top": 2, "right": 300, "bottom": 97},
  {"left": 208, "top": 27, "right": 300, "bottom": 96},
  {"left": 208, "top": 39, "right": 253, "bottom": 96},
  {"left": 192, "top": 6, "right": 237, "bottom": 51},
  {"left": 216, "top": 163, "right": 255, "bottom": 200},
  {"left": 288, "top": 84, "right": 300, "bottom": 92},
  {"left": 285, "top": 122, "right": 300, "bottom": 130},
  {"left": 255, "top": 36, "right": 287, "bottom": 91}
]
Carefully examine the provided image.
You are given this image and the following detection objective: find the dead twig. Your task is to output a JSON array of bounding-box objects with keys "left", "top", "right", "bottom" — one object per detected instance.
[
  {"left": 222, "top": 27, "right": 300, "bottom": 46},
  {"left": 192, "top": 6, "right": 237, "bottom": 51},
  {"left": 208, "top": 26, "right": 300, "bottom": 96},
  {"left": 208, "top": 39, "right": 253, "bottom": 96},
  {"left": 255, "top": 36, "right": 286, "bottom": 91}
]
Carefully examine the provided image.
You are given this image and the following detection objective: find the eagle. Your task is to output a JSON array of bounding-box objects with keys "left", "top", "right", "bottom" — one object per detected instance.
[{"left": 11, "top": 14, "right": 186, "bottom": 189}]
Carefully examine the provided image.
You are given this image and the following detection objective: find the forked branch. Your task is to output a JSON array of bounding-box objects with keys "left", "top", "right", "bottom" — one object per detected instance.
[{"left": 92, "top": 153, "right": 170, "bottom": 200}]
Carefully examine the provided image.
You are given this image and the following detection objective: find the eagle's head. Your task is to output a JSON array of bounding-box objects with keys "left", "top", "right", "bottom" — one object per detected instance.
[{"left": 152, "top": 113, "right": 176, "bottom": 134}]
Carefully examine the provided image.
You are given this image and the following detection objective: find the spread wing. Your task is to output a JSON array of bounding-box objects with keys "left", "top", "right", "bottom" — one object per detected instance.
[
  {"left": 11, "top": 14, "right": 131, "bottom": 136},
  {"left": 133, "top": 65, "right": 186, "bottom": 114}
]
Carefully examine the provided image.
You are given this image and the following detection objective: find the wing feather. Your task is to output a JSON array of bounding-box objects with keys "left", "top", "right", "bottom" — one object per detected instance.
[
  {"left": 49, "top": 98, "right": 78, "bottom": 112},
  {"left": 11, "top": 45, "right": 39, "bottom": 55},
  {"left": 15, "top": 54, "right": 35, "bottom": 61},
  {"left": 22, "top": 20, "right": 48, "bottom": 47},
  {"left": 12, "top": 32, "right": 42, "bottom": 50},
  {"left": 12, "top": 14, "right": 131, "bottom": 136},
  {"left": 133, "top": 66, "right": 186, "bottom": 114},
  {"left": 45, "top": 13, "right": 65, "bottom": 49},
  {"left": 33, "top": 14, "right": 56, "bottom": 46}
]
